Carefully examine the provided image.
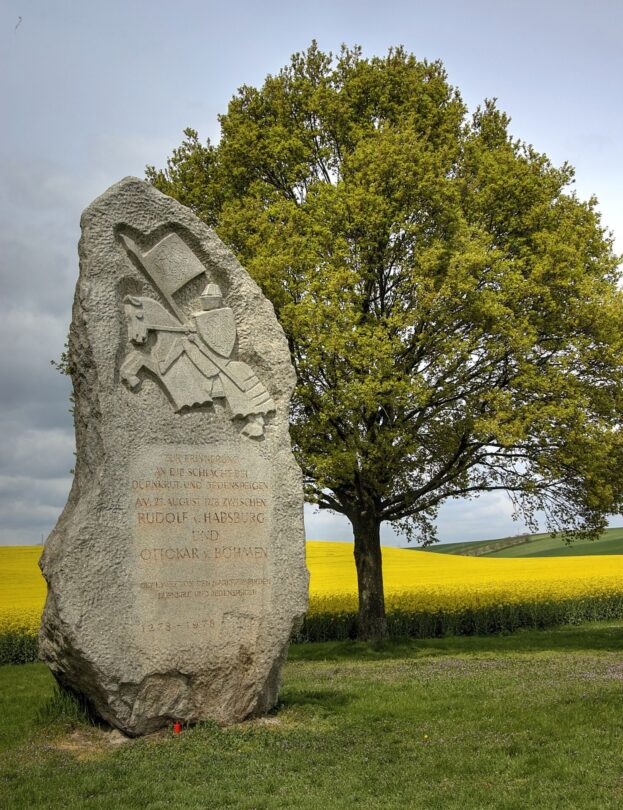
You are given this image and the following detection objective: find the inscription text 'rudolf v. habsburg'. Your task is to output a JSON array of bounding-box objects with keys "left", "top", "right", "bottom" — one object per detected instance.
[{"left": 39, "top": 177, "right": 308, "bottom": 737}]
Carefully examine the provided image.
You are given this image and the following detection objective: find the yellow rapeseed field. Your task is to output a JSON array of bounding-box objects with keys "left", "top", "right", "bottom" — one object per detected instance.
[
  {"left": 0, "top": 546, "right": 46, "bottom": 635},
  {"left": 3, "top": 542, "right": 623, "bottom": 636},
  {"left": 306, "top": 541, "right": 623, "bottom": 615}
]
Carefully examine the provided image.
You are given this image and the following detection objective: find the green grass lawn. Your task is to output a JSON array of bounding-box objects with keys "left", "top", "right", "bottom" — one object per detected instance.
[
  {"left": 2, "top": 623, "right": 623, "bottom": 809},
  {"left": 428, "top": 526, "right": 623, "bottom": 558}
]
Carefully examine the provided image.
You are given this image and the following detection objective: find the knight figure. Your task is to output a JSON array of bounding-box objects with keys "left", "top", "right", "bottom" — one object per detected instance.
[{"left": 119, "top": 233, "right": 274, "bottom": 438}]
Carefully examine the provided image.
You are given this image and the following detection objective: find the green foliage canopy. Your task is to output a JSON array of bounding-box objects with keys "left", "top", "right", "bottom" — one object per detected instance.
[{"left": 148, "top": 43, "right": 623, "bottom": 549}]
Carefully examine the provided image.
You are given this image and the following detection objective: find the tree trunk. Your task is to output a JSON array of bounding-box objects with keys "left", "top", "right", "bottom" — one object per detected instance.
[{"left": 351, "top": 511, "right": 388, "bottom": 641}]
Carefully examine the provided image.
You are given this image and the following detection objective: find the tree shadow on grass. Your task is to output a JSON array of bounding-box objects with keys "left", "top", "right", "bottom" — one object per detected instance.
[
  {"left": 277, "top": 688, "right": 353, "bottom": 713},
  {"left": 288, "top": 622, "right": 623, "bottom": 663}
]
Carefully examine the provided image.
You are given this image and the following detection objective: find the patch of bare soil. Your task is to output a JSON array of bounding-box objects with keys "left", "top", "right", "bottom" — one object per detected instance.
[
  {"left": 45, "top": 728, "right": 111, "bottom": 761},
  {"left": 45, "top": 725, "right": 158, "bottom": 760}
]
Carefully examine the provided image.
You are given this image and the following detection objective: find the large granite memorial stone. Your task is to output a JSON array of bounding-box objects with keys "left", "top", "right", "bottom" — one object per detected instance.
[{"left": 39, "top": 177, "right": 308, "bottom": 736}]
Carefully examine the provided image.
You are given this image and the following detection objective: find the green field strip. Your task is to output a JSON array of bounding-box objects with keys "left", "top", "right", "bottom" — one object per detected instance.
[{"left": 421, "top": 527, "right": 623, "bottom": 558}]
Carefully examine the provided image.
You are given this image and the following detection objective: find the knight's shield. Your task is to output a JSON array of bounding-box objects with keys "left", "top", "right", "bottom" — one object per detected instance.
[{"left": 195, "top": 308, "right": 236, "bottom": 357}]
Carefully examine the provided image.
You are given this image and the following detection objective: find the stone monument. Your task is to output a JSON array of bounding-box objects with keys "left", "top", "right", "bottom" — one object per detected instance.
[{"left": 39, "top": 177, "right": 308, "bottom": 736}]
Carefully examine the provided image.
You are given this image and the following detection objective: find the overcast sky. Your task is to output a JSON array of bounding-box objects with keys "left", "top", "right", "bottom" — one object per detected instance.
[{"left": 1, "top": 0, "right": 622, "bottom": 547}]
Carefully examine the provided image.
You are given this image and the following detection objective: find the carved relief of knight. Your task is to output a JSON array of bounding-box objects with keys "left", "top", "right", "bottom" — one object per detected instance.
[{"left": 119, "top": 232, "right": 275, "bottom": 437}]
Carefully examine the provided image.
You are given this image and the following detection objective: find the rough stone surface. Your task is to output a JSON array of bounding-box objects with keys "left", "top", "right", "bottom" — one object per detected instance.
[{"left": 39, "top": 177, "right": 308, "bottom": 736}]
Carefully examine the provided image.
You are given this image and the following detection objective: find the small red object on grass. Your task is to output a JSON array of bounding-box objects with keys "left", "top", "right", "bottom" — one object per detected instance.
[{"left": 173, "top": 722, "right": 182, "bottom": 734}]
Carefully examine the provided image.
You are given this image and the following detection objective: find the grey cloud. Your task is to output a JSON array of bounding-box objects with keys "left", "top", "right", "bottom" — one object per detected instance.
[
  {"left": 0, "top": 425, "right": 74, "bottom": 545},
  {"left": 0, "top": 158, "right": 79, "bottom": 544},
  {"left": 1, "top": 1, "right": 620, "bottom": 549},
  {"left": 304, "top": 503, "right": 353, "bottom": 543},
  {"left": 0, "top": 159, "right": 87, "bottom": 214},
  {"left": 0, "top": 528, "right": 48, "bottom": 546},
  {"left": 0, "top": 160, "right": 83, "bottom": 319},
  {"left": 0, "top": 310, "right": 73, "bottom": 428},
  {"left": 0, "top": 228, "right": 76, "bottom": 318},
  {"left": 0, "top": 412, "right": 74, "bottom": 548},
  {"left": 0, "top": 429, "right": 75, "bottom": 480},
  {"left": 0, "top": 474, "right": 71, "bottom": 543},
  {"left": 305, "top": 494, "right": 527, "bottom": 548}
]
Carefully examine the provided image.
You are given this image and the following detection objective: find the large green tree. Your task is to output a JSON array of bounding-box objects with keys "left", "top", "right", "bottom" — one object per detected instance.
[{"left": 148, "top": 43, "right": 623, "bottom": 639}]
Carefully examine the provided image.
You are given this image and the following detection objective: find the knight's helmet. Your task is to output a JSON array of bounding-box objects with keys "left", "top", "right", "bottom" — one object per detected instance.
[{"left": 200, "top": 282, "right": 223, "bottom": 310}]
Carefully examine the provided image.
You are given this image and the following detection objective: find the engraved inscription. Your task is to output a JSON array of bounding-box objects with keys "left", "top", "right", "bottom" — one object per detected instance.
[
  {"left": 131, "top": 444, "right": 273, "bottom": 640},
  {"left": 119, "top": 232, "right": 275, "bottom": 437}
]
